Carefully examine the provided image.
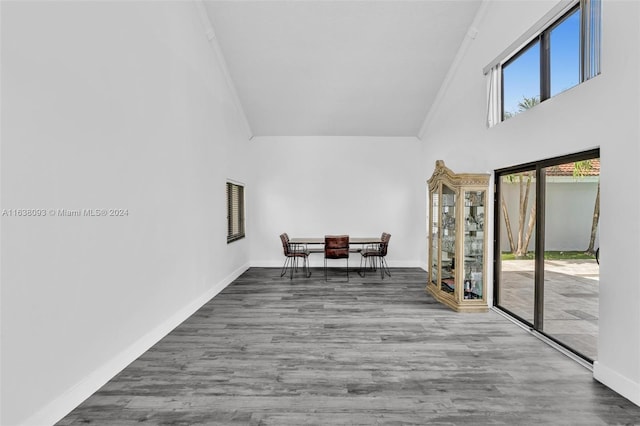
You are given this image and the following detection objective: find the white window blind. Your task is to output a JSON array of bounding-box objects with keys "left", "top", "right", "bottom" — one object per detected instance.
[{"left": 581, "top": 0, "right": 601, "bottom": 81}]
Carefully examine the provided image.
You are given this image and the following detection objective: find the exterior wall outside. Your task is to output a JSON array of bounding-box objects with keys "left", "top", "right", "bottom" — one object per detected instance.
[
  {"left": 420, "top": 0, "right": 640, "bottom": 407},
  {"left": 1, "top": 2, "right": 252, "bottom": 424},
  {"left": 500, "top": 179, "right": 600, "bottom": 253}
]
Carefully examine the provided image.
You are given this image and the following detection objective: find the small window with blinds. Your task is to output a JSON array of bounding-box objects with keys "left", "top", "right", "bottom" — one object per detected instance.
[{"left": 226, "top": 182, "right": 245, "bottom": 243}]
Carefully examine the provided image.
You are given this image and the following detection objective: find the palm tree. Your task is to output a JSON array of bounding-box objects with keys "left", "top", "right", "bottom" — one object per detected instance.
[
  {"left": 501, "top": 171, "right": 535, "bottom": 258},
  {"left": 501, "top": 159, "right": 600, "bottom": 258},
  {"left": 500, "top": 95, "right": 540, "bottom": 257},
  {"left": 517, "top": 96, "right": 540, "bottom": 112},
  {"left": 572, "top": 160, "right": 599, "bottom": 255},
  {"left": 586, "top": 181, "right": 600, "bottom": 255},
  {"left": 504, "top": 95, "right": 540, "bottom": 119},
  {"left": 501, "top": 96, "right": 599, "bottom": 257}
]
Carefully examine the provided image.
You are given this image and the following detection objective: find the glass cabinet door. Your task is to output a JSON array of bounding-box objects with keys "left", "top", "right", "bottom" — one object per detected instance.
[
  {"left": 440, "top": 184, "right": 456, "bottom": 295},
  {"left": 463, "top": 190, "right": 485, "bottom": 299},
  {"left": 430, "top": 191, "right": 439, "bottom": 287}
]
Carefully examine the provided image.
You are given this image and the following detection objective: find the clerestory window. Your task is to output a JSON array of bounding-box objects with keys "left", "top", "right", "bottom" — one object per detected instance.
[{"left": 485, "top": 0, "right": 601, "bottom": 126}]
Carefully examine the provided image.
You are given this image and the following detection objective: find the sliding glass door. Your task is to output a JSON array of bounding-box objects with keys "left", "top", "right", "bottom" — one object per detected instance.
[
  {"left": 495, "top": 150, "right": 600, "bottom": 361},
  {"left": 541, "top": 160, "right": 600, "bottom": 359},
  {"left": 496, "top": 169, "right": 537, "bottom": 325}
]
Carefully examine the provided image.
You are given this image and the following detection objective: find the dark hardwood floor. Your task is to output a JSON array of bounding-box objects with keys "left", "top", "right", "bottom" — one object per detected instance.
[{"left": 58, "top": 267, "right": 640, "bottom": 425}]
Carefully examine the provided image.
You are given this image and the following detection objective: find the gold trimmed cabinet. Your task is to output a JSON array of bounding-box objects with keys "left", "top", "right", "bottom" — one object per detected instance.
[{"left": 426, "top": 160, "right": 490, "bottom": 312}]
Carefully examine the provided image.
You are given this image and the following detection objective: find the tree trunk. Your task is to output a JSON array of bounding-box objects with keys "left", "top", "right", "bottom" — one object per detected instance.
[
  {"left": 522, "top": 203, "right": 536, "bottom": 255},
  {"left": 502, "top": 194, "right": 516, "bottom": 253},
  {"left": 516, "top": 173, "right": 532, "bottom": 257},
  {"left": 586, "top": 181, "right": 600, "bottom": 254},
  {"left": 516, "top": 177, "right": 524, "bottom": 253}
]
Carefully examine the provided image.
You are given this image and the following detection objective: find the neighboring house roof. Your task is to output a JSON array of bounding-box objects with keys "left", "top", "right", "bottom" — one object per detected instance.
[{"left": 545, "top": 159, "right": 600, "bottom": 177}]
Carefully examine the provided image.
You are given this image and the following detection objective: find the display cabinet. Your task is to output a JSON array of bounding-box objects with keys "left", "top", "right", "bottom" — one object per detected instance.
[{"left": 426, "top": 160, "right": 490, "bottom": 312}]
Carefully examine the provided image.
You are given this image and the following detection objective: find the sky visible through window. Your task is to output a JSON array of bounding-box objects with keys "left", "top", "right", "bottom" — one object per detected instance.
[
  {"left": 503, "top": 9, "right": 580, "bottom": 118},
  {"left": 503, "top": 42, "right": 540, "bottom": 117},
  {"left": 550, "top": 10, "right": 580, "bottom": 96}
]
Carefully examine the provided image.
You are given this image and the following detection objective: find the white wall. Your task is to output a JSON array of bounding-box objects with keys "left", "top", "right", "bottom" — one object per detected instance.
[
  {"left": 1, "top": 2, "right": 251, "bottom": 424},
  {"left": 420, "top": 0, "right": 640, "bottom": 406},
  {"left": 248, "top": 136, "right": 424, "bottom": 269}
]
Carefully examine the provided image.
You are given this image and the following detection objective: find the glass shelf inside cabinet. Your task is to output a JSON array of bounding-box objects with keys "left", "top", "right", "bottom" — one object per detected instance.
[
  {"left": 463, "top": 190, "right": 485, "bottom": 299},
  {"left": 440, "top": 184, "right": 456, "bottom": 295},
  {"left": 431, "top": 192, "right": 439, "bottom": 286}
]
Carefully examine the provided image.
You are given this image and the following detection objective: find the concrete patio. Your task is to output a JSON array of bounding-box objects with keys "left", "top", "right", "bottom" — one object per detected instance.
[{"left": 500, "top": 259, "right": 599, "bottom": 359}]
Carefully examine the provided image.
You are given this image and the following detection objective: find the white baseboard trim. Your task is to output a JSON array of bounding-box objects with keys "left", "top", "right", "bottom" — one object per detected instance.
[
  {"left": 23, "top": 262, "right": 250, "bottom": 426},
  {"left": 593, "top": 361, "right": 640, "bottom": 407}
]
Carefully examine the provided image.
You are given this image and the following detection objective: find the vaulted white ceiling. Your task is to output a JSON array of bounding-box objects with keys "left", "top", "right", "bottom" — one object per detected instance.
[{"left": 202, "top": 0, "right": 483, "bottom": 138}]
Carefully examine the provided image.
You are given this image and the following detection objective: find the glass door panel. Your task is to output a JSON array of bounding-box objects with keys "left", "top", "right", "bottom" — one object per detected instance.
[
  {"left": 431, "top": 191, "right": 440, "bottom": 287},
  {"left": 463, "top": 190, "right": 485, "bottom": 299},
  {"left": 440, "top": 184, "right": 456, "bottom": 296},
  {"left": 542, "top": 161, "right": 599, "bottom": 359},
  {"left": 497, "top": 170, "right": 537, "bottom": 324}
]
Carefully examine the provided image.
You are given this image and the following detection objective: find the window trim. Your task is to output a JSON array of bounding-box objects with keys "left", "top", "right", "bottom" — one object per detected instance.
[
  {"left": 486, "top": 0, "right": 600, "bottom": 126},
  {"left": 226, "top": 181, "right": 245, "bottom": 243},
  {"left": 500, "top": 37, "right": 542, "bottom": 121},
  {"left": 500, "top": 4, "right": 581, "bottom": 121},
  {"left": 493, "top": 147, "right": 600, "bottom": 362},
  {"left": 483, "top": 0, "right": 578, "bottom": 75}
]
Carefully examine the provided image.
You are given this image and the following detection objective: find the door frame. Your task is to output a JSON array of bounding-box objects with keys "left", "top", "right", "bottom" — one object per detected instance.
[{"left": 493, "top": 148, "right": 600, "bottom": 361}]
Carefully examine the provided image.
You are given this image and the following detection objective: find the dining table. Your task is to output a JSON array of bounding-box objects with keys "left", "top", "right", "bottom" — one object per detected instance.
[
  {"left": 287, "top": 236, "right": 384, "bottom": 278},
  {"left": 288, "top": 237, "right": 382, "bottom": 245},
  {"left": 288, "top": 236, "right": 382, "bottom": 253}
]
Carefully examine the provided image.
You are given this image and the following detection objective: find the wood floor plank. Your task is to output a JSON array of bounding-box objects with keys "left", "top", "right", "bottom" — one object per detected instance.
[{"left": 57, "top": 268, "right": 640, "bottom": 425}]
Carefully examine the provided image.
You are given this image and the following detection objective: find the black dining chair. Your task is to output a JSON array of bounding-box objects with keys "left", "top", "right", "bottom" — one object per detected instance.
[
  {"left": 324, "top": 235, "right": 350, "bottom": 281},
  {"left": 359, "top": 232, "right": 391, "bottom": 279},
  {"left": 280, "top": 233, "right": 310, "bottom": 279}
]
